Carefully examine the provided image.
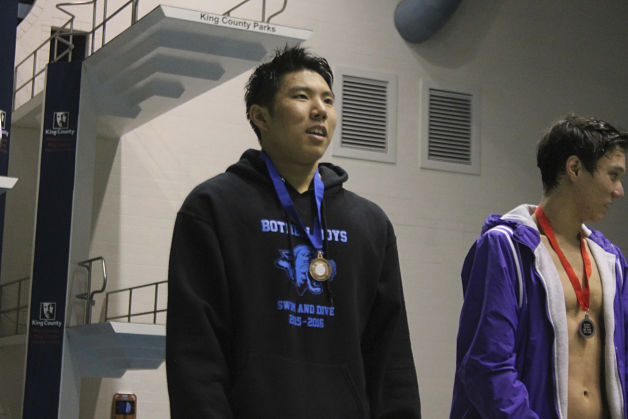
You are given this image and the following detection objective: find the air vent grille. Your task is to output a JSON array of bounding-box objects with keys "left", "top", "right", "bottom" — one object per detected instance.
[
  {"left": 420, "top": 80, "right": 479, "bottom": 175},
  {"left": 340, "top": 75, "right": 388, "bottom": 152},
  {"left": 332, "top": 68, "right": 397, "bottom": 163},
  {"left": 428, "top": 88, "right": 472, "bottom": 165}
]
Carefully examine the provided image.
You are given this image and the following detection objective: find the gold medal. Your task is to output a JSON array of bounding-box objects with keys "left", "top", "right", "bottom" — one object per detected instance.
[{"left": 309, "top": 251, "right": 332, "bottom": 282}]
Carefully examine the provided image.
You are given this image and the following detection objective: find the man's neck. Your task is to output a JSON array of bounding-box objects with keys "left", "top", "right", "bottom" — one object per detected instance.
[
  {"left": 264, "top": 151, "right": 318, "bottom": 194},
  {"left": 537, "top": 193, "right": 583, "bottom": 247}
]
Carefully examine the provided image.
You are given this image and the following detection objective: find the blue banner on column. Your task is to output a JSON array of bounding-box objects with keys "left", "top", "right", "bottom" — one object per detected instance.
[
  {"left": 0, "top": 0, "right": 18, "bottom": 278},
  {"left": 23, "top": 61, "right": 82, "bottom": 419}
]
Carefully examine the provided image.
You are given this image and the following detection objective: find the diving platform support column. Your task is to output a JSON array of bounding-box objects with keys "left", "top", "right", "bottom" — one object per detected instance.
[
  {"left": 22, "top": 60, "right": 97, "bottom": 419},
  {"left": 0, "top": 0, "right": 18, "bottom": 277}
]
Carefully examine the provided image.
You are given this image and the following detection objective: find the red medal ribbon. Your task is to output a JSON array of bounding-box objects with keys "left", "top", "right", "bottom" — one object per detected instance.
[{"left": 535, "top": 205, "right": 592, "bottom": 311}]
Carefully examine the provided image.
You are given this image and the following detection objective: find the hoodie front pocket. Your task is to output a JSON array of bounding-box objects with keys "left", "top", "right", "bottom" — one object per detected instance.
[{"left": 230, "top": 352, "right": 367, "bottom": 419}]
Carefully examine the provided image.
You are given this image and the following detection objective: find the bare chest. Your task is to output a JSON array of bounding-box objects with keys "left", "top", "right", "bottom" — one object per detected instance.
[
  {"left": 540, "top": 235, "right": 609, "bottom": 418},
  {"left": 539, "top": 235, "right": 603, "bottom": 316}
]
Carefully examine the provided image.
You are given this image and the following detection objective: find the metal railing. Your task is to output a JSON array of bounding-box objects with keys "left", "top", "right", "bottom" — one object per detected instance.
[
  {"left": 0, "top": 277, "right": 30, "bottom": 337},
  {"left": 13, "top": 0, "right": 291, "bottom": 110},
  {"left": 105, "top": 280, "right": 167, "bottom": 324},
  {"left": 13, "top": 0, "right": 139, "bottom": 110},
  {"left": 224, "top": 0, "right": 288, "bottom": 23},
  {"left": 77, "top": 256, "right": 108, "bottom": 324}
]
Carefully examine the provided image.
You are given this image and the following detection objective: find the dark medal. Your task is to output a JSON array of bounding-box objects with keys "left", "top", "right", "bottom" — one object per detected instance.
[
  {"left": 309, "top": 251, "right": 332, "bottom": 282},
  {"left": 579, "top": 312, "right": 595, "bottom": 339}
]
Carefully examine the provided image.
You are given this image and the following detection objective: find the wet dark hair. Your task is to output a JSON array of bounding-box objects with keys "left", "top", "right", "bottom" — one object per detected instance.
[
  {"left": 537, "top": 114, "right": 628, "bottom": 193},
  {"left": 244, "top": 45, "right": 334, "bottom": 140}
]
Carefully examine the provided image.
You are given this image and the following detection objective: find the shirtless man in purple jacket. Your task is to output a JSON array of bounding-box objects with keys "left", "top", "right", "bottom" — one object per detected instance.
[{"left": 451, "top": 115, "right": 628, "bottom": 418}]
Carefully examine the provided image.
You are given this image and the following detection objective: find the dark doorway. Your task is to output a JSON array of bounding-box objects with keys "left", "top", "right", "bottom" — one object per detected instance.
[{"left": 49, "top": 28, "right": 88, "bottom": 62}]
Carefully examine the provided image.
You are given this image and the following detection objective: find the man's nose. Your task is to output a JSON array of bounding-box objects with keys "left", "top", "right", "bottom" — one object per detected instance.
[
  {"left": 311, "top": 98, "right": 327, "bottom": 120},
  {"left": 613, "top": 181, "right": 624, "bottom": 199}
]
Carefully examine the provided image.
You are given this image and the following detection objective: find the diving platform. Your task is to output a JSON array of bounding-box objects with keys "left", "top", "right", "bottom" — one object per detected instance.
[
  {"left": 67, "top": 322, "right": 165, "bottom": 377},
  {"left": 0, "top": 176, "right": 18, "bottom": 194},
  {"left": 12, "top": 5, "right": 311, "bottom": 137}
]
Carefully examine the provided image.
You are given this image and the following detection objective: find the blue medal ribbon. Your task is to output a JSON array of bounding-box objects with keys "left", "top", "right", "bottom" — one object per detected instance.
[{"left": 261, "top": 151, "right": 325, "bottom": 253}]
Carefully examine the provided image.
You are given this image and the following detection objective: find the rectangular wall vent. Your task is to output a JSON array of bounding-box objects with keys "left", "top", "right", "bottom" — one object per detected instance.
[
  {"left": 341, "top": 76, "right": 388, "bottom": 151},
  {"left": 428, "top": 89, "right": 472, "bottom": 163},
  {"left": 332, "top": 67, "right": 397, "bottom": 163},
  {"left": 420, "top": 80, "right": 480, "bottom": 174}
]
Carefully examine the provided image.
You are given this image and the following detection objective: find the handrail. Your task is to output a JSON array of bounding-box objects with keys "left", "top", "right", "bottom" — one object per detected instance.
[
  {"left": 13, "top": 0, "right": 139, "bottom": 111},
  {"left": 13, "top": 15, "right": 75, "bottom": 105},
  {"left": 90, "top": 0, "right": 138, "bottom": 54},
  {"left": 223, "top": 0, "right": 288, "bottom": 22},
  {"left": 0, "top": 276, "right": 30, "bottom": 337},
  {"left": 56, "top": 0, "right": 93, "bottom": 18},
  {"left": 14, "top": 0, "right": 290, "bottom": 109},
  {"left": 77, "top": 256, "right": 108, "bottom": 324},
  {"left": 105, "top": 280, "right": 167, "bottom": 324},
  {"left": 0, "top": 276, "right": 30, "bottom": 288},
  {"left": 266, "top": 0, "right": 288, "bottom": 23},
  {"left": 55, "top": 0, "right": 96, "bottom": 61}
]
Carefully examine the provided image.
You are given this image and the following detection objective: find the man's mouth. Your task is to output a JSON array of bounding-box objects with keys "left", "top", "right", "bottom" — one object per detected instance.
[{"left": 306, "top": 126, "right": 327, "bottom": 138}]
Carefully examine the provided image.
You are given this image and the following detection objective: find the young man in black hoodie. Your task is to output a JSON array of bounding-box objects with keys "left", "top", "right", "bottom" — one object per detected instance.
[{"left": 166, "top": 46, "right": 421, "bottom": 418}]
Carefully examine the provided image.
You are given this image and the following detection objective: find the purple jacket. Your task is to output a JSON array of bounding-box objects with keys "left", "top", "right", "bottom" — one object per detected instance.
[{"left": 450, "top": 204, "right": 628, "bottom": 418}]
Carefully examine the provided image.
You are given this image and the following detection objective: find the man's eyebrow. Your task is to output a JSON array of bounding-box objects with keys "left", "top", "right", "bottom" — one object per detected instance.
[
  {"left": 287, "top": 85, "right": 335, "bottom": 97},
  {"left": 608, "top": 164, "right": 626, "bottom": 174}
]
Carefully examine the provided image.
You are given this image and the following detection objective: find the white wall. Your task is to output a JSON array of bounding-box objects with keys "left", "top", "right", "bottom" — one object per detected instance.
[
  {"left": 0, "top": 341, "right": 26, "bottom": 418},
  {"left": 6, "top": 0, "right": 628, "bottom": 418}
]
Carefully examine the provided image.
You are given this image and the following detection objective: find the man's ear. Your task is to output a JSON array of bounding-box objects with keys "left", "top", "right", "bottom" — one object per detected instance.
[
  {"left": 566, "top": 155, "right": 582, "bottom": 180},
  {"left": 249, "top": 104, "right": 270, "bottom": 132}
]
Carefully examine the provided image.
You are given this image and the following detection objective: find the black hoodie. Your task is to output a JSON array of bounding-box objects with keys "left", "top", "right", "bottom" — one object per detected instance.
[{"left": 166, "top": 149, "right": 421, "bottom": 418}]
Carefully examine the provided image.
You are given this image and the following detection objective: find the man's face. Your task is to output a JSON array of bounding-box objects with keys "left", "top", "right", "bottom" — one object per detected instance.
[
  {"left": 55, "top": 112, "right": 67, "bottom": 128},
  {"left": 259, "top": 70, "right": 337, "bottom": 167},
  {"left": 577, "top": 147, "right": 626, "bottom": 222}
]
